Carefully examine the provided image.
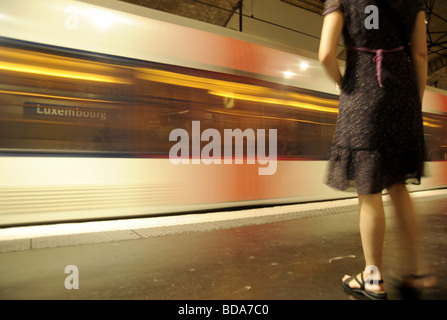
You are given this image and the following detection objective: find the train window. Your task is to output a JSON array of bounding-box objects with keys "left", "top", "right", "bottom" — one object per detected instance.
[
  {"left": 0, "top": 40, "right": 339, "bottom": 160},
  {"left": 0, "top": 40, "right": 445, "bottom": 162},
  {"left": 423, "top": 113, "right": 447, "bottom": 161},
  {"left": 0, "top": 44, "right": 132, "bottom": 154}
]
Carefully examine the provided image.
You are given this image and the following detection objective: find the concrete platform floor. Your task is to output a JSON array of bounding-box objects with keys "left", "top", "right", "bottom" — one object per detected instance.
[{"left": 0, "top": 189, "right": 446, "bottom": 301}]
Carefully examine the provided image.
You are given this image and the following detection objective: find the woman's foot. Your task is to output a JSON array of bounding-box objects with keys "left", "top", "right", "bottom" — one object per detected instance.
[
  {"left": 397, "top": 273, "right": 437, "bottom": 300},
  {"left": 404, "top": 273, "right": 437, "bottom": 289},
  {"left": 342, "top": 271, "right": 387, "bottom": 300}
]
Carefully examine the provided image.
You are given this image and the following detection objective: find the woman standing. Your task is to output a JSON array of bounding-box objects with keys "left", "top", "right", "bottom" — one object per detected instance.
[{"left": 319, "top": 0, "right": 429, "bottom": 299}]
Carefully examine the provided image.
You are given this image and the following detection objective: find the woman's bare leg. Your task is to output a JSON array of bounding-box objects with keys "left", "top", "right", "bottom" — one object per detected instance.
[
  {"left": 343, "top": 192, "right": 386, "bottom": 292},
  {"left": 387, "top": 183, "right": 418, "bottom": 274},
  {"left": 387, "top": 183, "right": 436, "bottom": 287},
  {"left": 358, "top": 193, "right": 386, "bottom": 272}
]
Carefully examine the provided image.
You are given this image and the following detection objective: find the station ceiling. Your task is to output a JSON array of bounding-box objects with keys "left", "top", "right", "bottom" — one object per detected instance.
[{"left": 119, "top": 0, "right": 447, "bottom": 90}]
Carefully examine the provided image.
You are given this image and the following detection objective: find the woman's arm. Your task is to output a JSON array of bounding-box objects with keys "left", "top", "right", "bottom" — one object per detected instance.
[
  {"left": 410, "top": 10, "right": 428, "bottom": 102},
  {"left": 319, "top": 11, "right": 344, "bottom": 90}
]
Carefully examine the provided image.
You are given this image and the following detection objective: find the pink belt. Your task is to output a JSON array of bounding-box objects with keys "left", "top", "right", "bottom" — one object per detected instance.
[{"left": 348, "top": 45, "right": 406, "bottom": 88}]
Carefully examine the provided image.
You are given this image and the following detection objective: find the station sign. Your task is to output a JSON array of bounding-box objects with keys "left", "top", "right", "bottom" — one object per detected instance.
[{"left": 23, "top": 102, "right": 115, "bottom": 123}]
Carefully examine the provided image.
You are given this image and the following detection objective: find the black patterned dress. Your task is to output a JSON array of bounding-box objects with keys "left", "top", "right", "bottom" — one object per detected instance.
[{"left": 323, "top": 0, "right": 426, "bottom": 194}]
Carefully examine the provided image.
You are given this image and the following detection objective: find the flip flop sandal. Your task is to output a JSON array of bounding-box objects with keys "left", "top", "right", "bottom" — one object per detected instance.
[{"left": 342, "top": 272, "right": 388, "bottom": 300}]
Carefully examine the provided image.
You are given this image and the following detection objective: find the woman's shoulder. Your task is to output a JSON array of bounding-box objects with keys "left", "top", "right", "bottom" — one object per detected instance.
[
  {"left": 323, "top": 0, "right": 425, "bottom": 15},
  {"left": 322, "top": 0, "right": 343, "bottom": 16}
]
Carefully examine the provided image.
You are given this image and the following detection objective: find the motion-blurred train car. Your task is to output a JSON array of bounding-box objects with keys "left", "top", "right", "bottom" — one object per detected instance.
[{"left": 0, "top": 0, "right": 446, "bottom": 226}]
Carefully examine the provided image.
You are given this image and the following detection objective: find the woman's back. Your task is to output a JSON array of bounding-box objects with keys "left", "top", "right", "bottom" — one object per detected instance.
[
  {"left": 329, "top": 0, "right": 425, "bottom": 50},
  {"left": 322, "top": 0, "right": 426, "bottom": 194}
]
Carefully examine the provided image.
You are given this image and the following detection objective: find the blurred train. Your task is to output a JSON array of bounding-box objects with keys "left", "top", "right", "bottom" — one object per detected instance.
[{"left": 0, "top": 0, "right": 446, "bottom": 226}]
